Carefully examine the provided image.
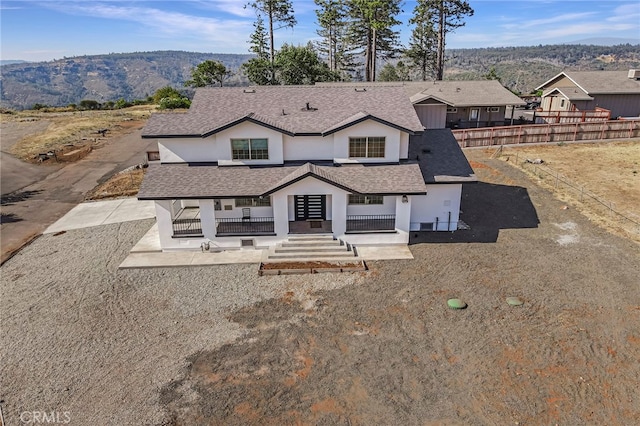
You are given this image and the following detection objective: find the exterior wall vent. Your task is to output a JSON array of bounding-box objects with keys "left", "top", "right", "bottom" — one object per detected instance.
[{"left": 241, "top": 239, "right": 254, "bottom": 247}]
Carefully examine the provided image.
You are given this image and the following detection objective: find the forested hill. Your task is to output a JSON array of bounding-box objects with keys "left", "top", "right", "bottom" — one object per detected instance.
[
  {"left": 444, "top": 44, "right": 640, "bottom": 95},
  {"left": 1, "top": 44, "right": 639, "bottom": 110},
  {"left": 0, "top": 51, "right": 253, "bottom": 110}
]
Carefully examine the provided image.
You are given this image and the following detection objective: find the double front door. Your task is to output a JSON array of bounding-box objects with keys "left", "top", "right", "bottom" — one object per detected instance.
[{"left": 294, "top": 195, "right": 326, "bottom": 220}]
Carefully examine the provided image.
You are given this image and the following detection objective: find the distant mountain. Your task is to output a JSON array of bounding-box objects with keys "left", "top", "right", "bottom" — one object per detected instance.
[
  {"left": 444, "top": 43, "right": 640, "bottom": 95},
  {"left": 569, "top": 37, "right": 640, "bottom": 46},
  {"left": 0, "top": 60, "right": 28, "bottom": 66},
  {"left": 1, "top": 45, "right": 639, "bottom": 110},
  {"left": 0, "top": 51, "right": 253, "bottom": 110}
]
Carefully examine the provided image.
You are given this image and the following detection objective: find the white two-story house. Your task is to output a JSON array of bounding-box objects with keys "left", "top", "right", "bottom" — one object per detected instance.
[{"left": 138, "top": 85, "right": 476, "bottom": 251}]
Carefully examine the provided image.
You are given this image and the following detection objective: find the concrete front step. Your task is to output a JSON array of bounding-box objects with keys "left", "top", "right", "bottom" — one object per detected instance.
[
  {"left": 287, "top": 234, "right": 334, "bottom": 241},
  {"left": 266, "top": 235, "right": 357, "bottom": 262},
  {"left": 275, "top": 246, "right": 350, "bottom": 253},
  {"left": 281, "top": 240, "right": 342, "bottom": 247}
]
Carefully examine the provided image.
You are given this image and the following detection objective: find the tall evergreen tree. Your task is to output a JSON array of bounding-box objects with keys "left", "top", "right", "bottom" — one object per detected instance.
[
  {"left": 243, "top": 13, "right": 274, "bottom": 85},
  {"left": 314, "top": 0, "right": 352, "bottom": 77},
  {"left": 428, "top": 0, "right": 474, "bottom": 80},
  {"left": 247, "top": 0, "right": 296, "bottom": 66},
  {"left": 346, "top": 0, "right": 402, "bottom": 82},
  {"left": 405, "top": 0, "right": 438, "bottom": 81}
]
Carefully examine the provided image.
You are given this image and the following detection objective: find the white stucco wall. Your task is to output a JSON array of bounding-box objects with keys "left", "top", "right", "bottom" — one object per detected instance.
[
  {"left": 410, "top": 184, "right": 462, "bottom": 231},
  {"left": 346, "top": 196, "right": 395, "bottom": 215},
  {"left": 283, "top": 135, "right": 333, "bottom": 161},
  {"left": 333, "top": 120, "right": 402, "bottom": 164},
  {"left": 399, "top": 132, "right": 410, "bottom": 159},
  {"left": 214, "top": 199, "right": 274, "bottom": 219},
  {"left": 159, "top": 137, "right": 219, "bottom": 163}
]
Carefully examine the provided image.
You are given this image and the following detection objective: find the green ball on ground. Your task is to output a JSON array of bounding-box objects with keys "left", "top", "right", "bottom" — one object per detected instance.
[
  {"left": 447, "top": 298, "right": 467, "bottom": 309},
  {"left": 506, "top": 296, "right": 524, "bottom": 306}
]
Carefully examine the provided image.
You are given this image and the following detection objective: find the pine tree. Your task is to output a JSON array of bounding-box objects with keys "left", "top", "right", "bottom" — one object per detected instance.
[
  {"left": 243, "top": 13, "right": 274, "bottom": 85},
  {"left": 314, "top": 0, "right": 352, "bottom": 77},
  {"left": 247, "top": 1, "right": 296, "bottom": 66},
  {"left": 429, "top": 0, "right": 474, "bottom": 80},
  {"left": 405, "top": 0, "right": 438, "bottom": 81},
  {"left": 346, "top": 0, "right": 402, "bottom": 82}
]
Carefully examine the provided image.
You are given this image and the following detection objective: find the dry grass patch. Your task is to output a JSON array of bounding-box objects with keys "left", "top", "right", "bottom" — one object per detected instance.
[
  {"left": 496, "top": 140, "right": 640, "bottom": 242},
  {"left": 3, "top": 106, "right": 155, "bottom": 161},
  {"left": 86, "top": 168, "right": 146, "bottom": 200}
]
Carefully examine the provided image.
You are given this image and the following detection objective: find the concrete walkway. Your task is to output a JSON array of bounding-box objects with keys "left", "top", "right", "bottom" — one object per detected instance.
[{"left": 44, "top": 198, "right": 156, "bottom": 234}]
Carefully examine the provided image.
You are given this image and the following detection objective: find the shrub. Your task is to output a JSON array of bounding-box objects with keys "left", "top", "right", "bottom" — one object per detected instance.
[{"left": 158, "top": 97, "right": 191, "bottom": 110}]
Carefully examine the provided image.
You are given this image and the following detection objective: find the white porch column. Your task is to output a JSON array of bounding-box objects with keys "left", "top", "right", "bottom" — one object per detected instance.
[
  {"left": 332, "top": 193, "right": 347, "bottom": 236},
  {"left": 272, "top": 193, "right": 289, "bottom": 237},
  {"left": 199, "top": 199, "right": 216, "bottom": 239},
  {"left": 395, "top": 195, "right": 412, "bottom": 234},
  {"left": 154, "top": 199, "right": 174, "bottom": 249}
]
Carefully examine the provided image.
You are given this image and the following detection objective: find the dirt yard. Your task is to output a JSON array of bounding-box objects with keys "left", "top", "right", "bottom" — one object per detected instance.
[
  {"left": 1, "top": 106, "right": 154, "bottom": 162},
  {"left": 1, "top": 152, "right": 639, "bottom": 425}
]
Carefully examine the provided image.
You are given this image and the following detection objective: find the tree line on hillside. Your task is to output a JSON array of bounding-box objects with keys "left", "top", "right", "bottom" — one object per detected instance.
[{"left": 184, "top": 0, "right": 473, "bottom": 89}]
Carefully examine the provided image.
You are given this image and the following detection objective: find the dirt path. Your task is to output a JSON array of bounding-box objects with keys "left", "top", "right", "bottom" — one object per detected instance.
[{"left": 0, "top": 120, "right": 156, "bottom": 264}]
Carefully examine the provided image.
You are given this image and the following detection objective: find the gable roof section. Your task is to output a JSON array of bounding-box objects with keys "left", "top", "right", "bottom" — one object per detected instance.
[
  {"left": 137, "top": 162, "right": 427, "bottom": 200},
  {"left": 543, "top": 87, "right": 594, "bottom": 101},
  {"left": 536, "top": 71, "right": 640, "bottom": 94},
  {"left": 142, "top": 86, "right": 424, "bottom": 138}
]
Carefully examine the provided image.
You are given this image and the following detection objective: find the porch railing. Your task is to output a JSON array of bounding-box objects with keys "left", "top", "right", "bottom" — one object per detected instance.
[
  {"left": 346, "top": 214, "right": 396, "bottom": 232},
  {"left": 172, "top": 218, "right": 203, "bottom": 236},
  {"left": 216, "top": 217, "right": 275, "bottom": 235}
]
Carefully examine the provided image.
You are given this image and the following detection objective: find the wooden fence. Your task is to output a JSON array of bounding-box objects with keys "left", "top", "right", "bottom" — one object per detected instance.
[
  {"left": 534, "top": 107, "right": 611, "bottom": 124},
  {"left": 453, "top": 119, "right": 640, "bottom": 148}
]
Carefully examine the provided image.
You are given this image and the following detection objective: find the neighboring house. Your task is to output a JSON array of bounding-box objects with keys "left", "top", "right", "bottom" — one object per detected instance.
[
  {"left": 536, "top": 70, "right": 640, "bottom": 118},
  {"left": 138, "top": 86, "right": 476, "bottom": 251},
  {"left": 318, "top": 80, "right": 526, "bottom": 129}
]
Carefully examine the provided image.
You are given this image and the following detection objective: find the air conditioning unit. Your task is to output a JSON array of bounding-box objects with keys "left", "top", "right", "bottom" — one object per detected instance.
[{"left": 628, "top": 69, "right": 640, "bottom": 79}]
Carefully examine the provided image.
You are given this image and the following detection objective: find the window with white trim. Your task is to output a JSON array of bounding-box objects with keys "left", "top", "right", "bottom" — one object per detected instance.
[
  {"left": 348, "top": 195, "right": 384, "bottom": 205},
  {"left": 231, "top": 138, "right": 269, "bottom": 160},
  {"left": 235, "top": 197, "right": 271, "bottom": 207},
  {"left": 349, "top": 137, "right": 385, "bottom": 158}
]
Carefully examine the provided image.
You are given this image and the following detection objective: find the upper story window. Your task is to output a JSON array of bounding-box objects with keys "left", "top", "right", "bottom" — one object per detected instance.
[
  {"left": 348, "top": 195, "right": 383, "bottom": 205},
  {"left": 349, "top": 137, "right": 385, "bottom": 158},
  {"left": 231, "top": 138, "right": 269, "bottom": 160}
]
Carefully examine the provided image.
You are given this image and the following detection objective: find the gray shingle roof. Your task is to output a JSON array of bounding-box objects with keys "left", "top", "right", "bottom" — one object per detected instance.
[
  {"left": 138, "top": 162, "right": 427, "bottom": 200},
  {"left": 142, "top": 86, "right": 424, "bottom": 138},
  {"left": 543, "top": 87, "right": 594, "bottom": 101},
  {"left": 409, "top": 129, "right": 477, "bottom": 183},
  {"left": 317, "top": 81, "right": 526, "bottom": 107},
  {"left": 537, "top": 71, "right": 640, "bottom": 94}
]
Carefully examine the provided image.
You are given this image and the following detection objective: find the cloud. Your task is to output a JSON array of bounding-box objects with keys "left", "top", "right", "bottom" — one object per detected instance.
[
  {"left": 39, "top": 2, "right": 253, "bottom": 51},
  {"left": 607, "top": 3, "right": 640, "bottom": 23},
  {"left": 194, "top": 0, "right": 255, "bottom": 18}
]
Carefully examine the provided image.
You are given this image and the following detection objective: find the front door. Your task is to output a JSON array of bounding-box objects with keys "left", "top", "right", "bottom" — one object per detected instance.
[{"left": 294, "top": 195, "right": 326, "bottom": 220}]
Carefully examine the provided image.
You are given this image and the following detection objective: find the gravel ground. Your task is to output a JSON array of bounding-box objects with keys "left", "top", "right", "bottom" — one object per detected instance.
[
  {"left": 1, "top": 152, "right": 639, "bottom": 425},
  {"left": 0, "top": 220, "right": 365, "bottom": 425}
]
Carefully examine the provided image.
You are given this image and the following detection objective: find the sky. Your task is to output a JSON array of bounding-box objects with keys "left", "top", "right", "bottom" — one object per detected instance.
[{"left": 1, "top": 0, "right": 639, "bottom": 62}]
